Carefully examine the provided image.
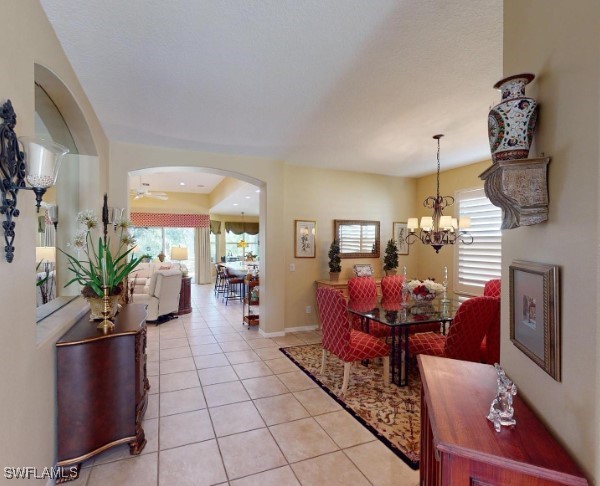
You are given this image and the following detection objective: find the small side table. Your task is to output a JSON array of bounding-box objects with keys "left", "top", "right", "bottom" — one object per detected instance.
[{"left": 178, "top": 276, "right": 192, "bottom": 315}]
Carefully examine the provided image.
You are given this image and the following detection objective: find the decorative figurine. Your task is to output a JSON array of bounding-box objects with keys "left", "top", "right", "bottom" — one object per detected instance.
[{"left": 487, "top": 363, "right": 518, "bottom": 432}]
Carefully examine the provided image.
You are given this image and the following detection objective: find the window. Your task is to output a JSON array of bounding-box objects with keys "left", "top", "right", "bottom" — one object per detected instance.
[
  {"left": 454, "top": 188, "right": 502, "bottom": 296},
  {"left": 131, "top": 226, "right": 196, "bottom": 279},
  {"left": 225, "top": 231, "right": 259, "bottom": 261},
  {"left": 210, "top": 232, "right": 217, "bottom": 263}
]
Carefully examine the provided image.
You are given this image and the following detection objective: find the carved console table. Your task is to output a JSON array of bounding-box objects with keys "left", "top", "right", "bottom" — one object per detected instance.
[
  {"left": 55, "top": 304, "right": 149, "bottom": 482},
  {"left": 479, "top": 157, "right": 550, "bottom": 229}
]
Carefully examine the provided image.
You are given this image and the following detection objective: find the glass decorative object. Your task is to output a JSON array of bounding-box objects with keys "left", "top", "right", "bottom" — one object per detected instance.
[{"left": 487, "top": 364, "right": 518, "bottom": 432}]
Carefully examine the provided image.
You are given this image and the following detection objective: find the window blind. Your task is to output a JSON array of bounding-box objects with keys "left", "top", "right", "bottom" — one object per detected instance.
[
  {"left": 454, "top": 188, "right": 502, "bottom": 295},
  {"left": 338, "top": 224, "right": 376, "bottom": 253}
]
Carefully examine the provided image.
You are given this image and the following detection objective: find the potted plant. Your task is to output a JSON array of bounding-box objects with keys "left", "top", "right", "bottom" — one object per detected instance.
[
  {"left": 60, "top": 210, "right": 145, "bottom": 320},
  {"left": 328, "top": 240, "right": 341, "bottom": 280},
  {"left": 383, "top": 238, "right": 399, "bottom": 276}
]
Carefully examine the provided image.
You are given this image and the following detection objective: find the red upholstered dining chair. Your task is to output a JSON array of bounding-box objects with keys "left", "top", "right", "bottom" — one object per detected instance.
[
  {"left": 481, "top": 278, "right": 502, "bottom": 364},
  {"left": 347, "top": 276, "right": 390, "bottom": 338},
  {"left": 408, "top": 296, "right": 500, "bottom": 363},
  {"left": 317, "top": 287, "right": 390, "bottom": 395},
  {"left": 380, "top": 275, "right": 404, "bottom": 302}
]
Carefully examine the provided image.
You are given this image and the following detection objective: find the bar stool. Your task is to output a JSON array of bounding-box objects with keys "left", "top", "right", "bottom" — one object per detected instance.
[
  {"left": 223, "top": 267, "right": 244, "bottom": 305},
  {"left": 214, "top": 263, "right": 227, "bottom": 297}
]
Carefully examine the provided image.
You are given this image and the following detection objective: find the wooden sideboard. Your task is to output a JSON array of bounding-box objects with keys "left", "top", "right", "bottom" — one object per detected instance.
[
  {"left": 315, "top": 278, "right": 382, "bottom": 298},
  {"left": 56, "top": 304, "right": 149, "bottom": 482},
  {"left": 418, "top": 355, "right": 588, "bottom": 485},
  {"left": 178, "top": 276, "right": 192, "bottom": 315}
]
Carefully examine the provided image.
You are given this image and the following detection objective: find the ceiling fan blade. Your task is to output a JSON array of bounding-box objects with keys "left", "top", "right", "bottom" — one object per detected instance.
[{"left": 134, "top": 194, "right": 142, "bottom": 200}]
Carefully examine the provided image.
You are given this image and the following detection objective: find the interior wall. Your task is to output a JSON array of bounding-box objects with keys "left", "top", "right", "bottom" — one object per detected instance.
[
  {"left": 283, "top": 164, "right": 417, "bottom": 328},
  {"left": 0, "top": 0, "right": 109, "bottom": 478},
  {"left": 414, "top": 160, "right": 490, "bottom": 289},
  {"left": 503, "top": 0, "right": 599, "bottom": 479},
  {"left": 130, "top": 191, "right": 211, "bottom": 213}
]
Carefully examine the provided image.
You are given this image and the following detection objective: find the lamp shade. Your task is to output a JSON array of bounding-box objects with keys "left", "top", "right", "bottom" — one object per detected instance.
[
  {"left": 420, "top": 217, "right": 433, "bottom": 230},
  {"left": 20, "top": 137, "right": 69, "bottom": 189},
  {"left": 171, "top": 247, "right": 188, "bottom": 261},
  {"left": 36, "top": 246, "right": 56, "bottom": 263},
  {"left": 439, "top": 216, "right": 453, "bottom": 229},
  {"left": 459, "top": 216, "right": 471, "bottom": 229},
  {"left": 407, "top": 218, "right": 419, "bottom": 231}
]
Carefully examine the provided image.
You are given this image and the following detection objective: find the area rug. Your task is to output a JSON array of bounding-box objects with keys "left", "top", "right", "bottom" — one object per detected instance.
[{"left": 280, "top": 344, "right": 421, "bottom": 470}]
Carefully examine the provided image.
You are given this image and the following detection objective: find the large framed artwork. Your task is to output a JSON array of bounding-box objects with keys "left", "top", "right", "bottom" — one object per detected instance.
[
  {"left": 509, "top": 260, "right": 560, "bottom": 381},
  {"left": 294, "top": 220, "right": 316, "bottom": 258},
  {"left": 393, "top": 222, "right": 409, "bottom": 255}
]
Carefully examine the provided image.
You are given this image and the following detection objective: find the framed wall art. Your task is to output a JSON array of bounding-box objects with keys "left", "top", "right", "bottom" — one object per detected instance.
[
  {"left": 294, "top": 220, "right": 316, "bottom": 258},
  {"left": 393, "top": 222, "right": 409, "bottom": 255},
  {"left": 509, "top": 260, "right": 560, "bottom": 381}
]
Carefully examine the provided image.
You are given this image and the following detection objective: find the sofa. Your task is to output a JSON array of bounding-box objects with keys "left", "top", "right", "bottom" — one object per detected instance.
[{"left": 130, "top": 265, "right": 183, "bottom": 322}]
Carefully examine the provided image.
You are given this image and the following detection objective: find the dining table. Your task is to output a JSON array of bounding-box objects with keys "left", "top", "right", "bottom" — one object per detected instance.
[
  {"left": 347, "top": 296, "right": 461, "bottom": 386},
  {"left": 225, "top": 261, "right": 259, "bottom": 278}
]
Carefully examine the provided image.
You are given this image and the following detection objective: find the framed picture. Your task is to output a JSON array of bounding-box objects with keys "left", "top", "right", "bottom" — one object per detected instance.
[
  {"left": 393, "top": 222, "right": 409, "bottom": 255},
  {"left": 294, "top": 220, "right": 316, "bottom": 258},
  {"left": 353, "top": 264, "right": 374, "bottom": 277},
  {"left": 509, "top": 260, "right": 560, "bottom": 381}
]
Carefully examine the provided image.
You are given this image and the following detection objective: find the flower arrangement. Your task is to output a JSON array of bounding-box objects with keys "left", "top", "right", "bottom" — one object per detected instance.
[
  {"left": 60, "top": 210, "right": 145, "bottom": 298},
  {"left": 405, "top": 279, "right": 445, "bottom": 301}
]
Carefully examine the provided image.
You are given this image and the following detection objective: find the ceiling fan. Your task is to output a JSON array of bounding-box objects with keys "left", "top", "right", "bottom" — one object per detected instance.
[{"left": 130, "top": 180, "right": 168, "bottom": 200}]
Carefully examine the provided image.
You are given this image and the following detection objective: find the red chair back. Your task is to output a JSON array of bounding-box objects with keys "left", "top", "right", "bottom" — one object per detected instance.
[
  {"left": 484, "top": 279, "right": 501, "bottom": 298},
  {"left": 381, "top": 275, "right": 404, "bottom": 301},
  {"left": 347, "top": 276, "right": 377, "bottom": 301},
  {"left": 316, "top": 287, "right": 351, "bottom": 357},
  {"left": 444, "top": 296, "right": 500, "bottom": 362}
]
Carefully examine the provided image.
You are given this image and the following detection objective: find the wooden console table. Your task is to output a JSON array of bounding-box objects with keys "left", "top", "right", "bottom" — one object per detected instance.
[
  {"left": 315, "top": 278, "right": 382, "bottom": 298},
  {"left": 55, "top": 304, "right": 149, "bottom": 482},
  {"left": 178, "top": 276, "right": 192, "bottom": 315},
  {"left": 418, "top": 355, "right": 587, "bottom": 485}
]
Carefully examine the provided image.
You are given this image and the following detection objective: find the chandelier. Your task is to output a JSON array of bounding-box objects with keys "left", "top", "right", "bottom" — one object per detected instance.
[
  {"left": 236, "top": 212, "right": 247, "bottom": 255},
  {"left": 405, "top": 134, "right": 473, "bottom": 253}
]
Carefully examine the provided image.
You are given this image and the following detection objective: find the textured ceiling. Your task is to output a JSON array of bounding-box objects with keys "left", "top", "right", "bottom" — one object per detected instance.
[{"left": 40, "top": 0, "right": 502, "bottom": 177}]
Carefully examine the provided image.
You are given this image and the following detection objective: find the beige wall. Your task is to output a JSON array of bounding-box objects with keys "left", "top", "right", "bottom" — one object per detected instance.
[
  {"left": 503, "top": 0, "right": 599, "bottom": 479},
  {"left": 283, "top": 164, "right": 417, "bottom": 328},
  {"left": 414, "top": 160, "right": 490, "bottom": 289},
  {"left": 0, "top": 0, "right": 109, "bottom": 480},
  {"left": 130, "top": 191, "right": 211, "bottom": 213}
]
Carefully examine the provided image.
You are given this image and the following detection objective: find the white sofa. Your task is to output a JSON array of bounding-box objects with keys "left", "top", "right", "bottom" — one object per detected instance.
[
  {"left": 128, "top": 262, "right": 180, "bottom": 295},
  {"left": 131, "top": 267, "right": 183, "bottom": 322}
]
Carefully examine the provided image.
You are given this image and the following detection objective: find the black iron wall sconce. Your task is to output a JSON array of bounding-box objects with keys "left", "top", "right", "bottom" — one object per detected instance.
[{"left": 0, "top": 99, "right": 69, "bottom": 262}]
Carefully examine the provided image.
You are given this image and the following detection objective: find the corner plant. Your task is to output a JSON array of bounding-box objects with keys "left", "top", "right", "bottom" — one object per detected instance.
[
  {"left": 383, "top": 238, "right": 399, "bottom": 271},
  {"left": 60, "top": 210, "right": 145, "bottom": 297},
  {"left": 328, "top": 240, "right": 341, "bottom": 273}
]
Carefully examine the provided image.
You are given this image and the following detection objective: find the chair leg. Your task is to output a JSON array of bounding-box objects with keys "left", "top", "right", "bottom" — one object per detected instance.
[
  {"left": 341, "top": 362, "right": 351, "bottom": 395},
  {"left": 382, "top": 356, "right": 390, "bottom": 388},
  {"left": 321, "top": 349, "right": 327, "bottom": 375}
]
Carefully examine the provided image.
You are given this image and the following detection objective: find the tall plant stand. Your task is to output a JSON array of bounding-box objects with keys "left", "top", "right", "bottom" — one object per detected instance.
[{"left": 243, "top": 276, "right": 259, "bottom": 328}]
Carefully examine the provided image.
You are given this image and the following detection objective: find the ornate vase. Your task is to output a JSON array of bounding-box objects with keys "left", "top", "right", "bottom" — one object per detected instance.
[
  {"left": 488, "top": 73, "right": 538, "bottom": 163},
  {"left": 86, "top": 295, "right": 120, "bottom": 321}
]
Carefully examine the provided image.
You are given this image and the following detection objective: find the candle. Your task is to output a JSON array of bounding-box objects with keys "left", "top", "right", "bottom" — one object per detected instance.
[
  {"left": 444, "top": 266, "right": 448, "bottom": 281},
  {"left": 102, "top": 259, "right": 107, "bottom": 287},
  {"left": 403, "top": 266, "right": 407, "bottom": 279}
]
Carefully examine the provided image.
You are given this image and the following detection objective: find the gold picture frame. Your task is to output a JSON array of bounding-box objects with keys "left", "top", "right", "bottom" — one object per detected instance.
[{"left": 294, "top": 220, "right": 316, "bottom": 258}]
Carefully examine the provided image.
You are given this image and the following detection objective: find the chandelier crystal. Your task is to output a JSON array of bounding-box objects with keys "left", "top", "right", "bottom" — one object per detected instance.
[{"left": 405, "top": 134, "right": 473, "bottom": 253}]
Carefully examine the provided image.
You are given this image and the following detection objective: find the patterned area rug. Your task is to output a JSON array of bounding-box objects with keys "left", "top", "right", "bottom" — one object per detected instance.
[{"left": 280, "top": 344, "right": 421, "bottom": 470}]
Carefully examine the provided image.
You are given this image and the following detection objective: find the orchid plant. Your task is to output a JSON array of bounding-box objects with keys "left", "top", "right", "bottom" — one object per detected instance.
[{"left": 60, "top": 210, "right": 145, "bottom": 297}]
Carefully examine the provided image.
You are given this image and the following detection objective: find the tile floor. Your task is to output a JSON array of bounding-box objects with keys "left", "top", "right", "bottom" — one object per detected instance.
[{"left": 71, "top": 284, "right": 419, "bottom": 485}]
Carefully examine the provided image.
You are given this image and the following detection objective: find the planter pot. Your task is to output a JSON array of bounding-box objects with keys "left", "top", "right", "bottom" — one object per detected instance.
[
  {"left": 329, "top": 272, "right": 340, "bottom": 281},
  {"left": 86, "top": 295, "right": 120, "bottom": 321},
  {"left": 384, "top": 269, "right": 397, "bottom": 276},
  {"left": 488, "top": 73, "right": 538, "bottom": 163}
]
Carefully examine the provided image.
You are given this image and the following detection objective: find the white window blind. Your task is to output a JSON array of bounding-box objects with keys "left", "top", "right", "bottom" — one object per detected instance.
[
  {"left": 338, "top": 224, "right": 376, "bottom": 254},
  {"left": 454, "top": 188, "right": 502, "bottom": 295}
]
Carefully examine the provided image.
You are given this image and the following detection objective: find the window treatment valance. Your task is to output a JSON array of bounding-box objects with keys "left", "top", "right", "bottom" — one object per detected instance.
[
  {"left": 130, "top": 212, "right": 210, "bottom": 228},
  {"left": 224, "top": 222, "right": 259, "bottom": 235},
  {"left": 210, "top": 220, "right": 221, "bottom": 235}
]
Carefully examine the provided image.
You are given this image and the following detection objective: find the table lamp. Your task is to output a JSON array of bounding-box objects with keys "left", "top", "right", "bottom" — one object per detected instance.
[{"left": 171, "top": 246, "right": 189, "bottom": 277}]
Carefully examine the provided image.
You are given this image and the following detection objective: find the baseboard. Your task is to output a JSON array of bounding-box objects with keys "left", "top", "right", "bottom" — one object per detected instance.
[
  {"left": 284, "top": 325, "right": 319, "bottom": 333},
  {"left": 258, "top": 324, "right": 319, "bottom": 338}
]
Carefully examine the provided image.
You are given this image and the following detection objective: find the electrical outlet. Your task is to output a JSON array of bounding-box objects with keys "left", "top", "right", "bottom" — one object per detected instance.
[
  {"left": 305, "top": 305, "right": 311, "bottom": 314},
  {"left": 289, "top": 263, "right": 295, "bottom": 271}
]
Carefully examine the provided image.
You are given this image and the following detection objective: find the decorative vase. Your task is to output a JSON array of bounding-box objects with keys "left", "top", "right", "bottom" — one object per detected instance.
[
  {"left": 86, "top": 295, "right": 120, "bottom": 321},
  {"left": 488, "top": 73, "right": 538, "bottom": 163},
  {"left": 329, "top": 272, "right": 340, "bottom": 281}
]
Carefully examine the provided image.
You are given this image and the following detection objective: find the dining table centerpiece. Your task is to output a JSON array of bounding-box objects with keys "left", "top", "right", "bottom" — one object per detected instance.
[
  {"left": 60, "top": 208, "right": 145, "bottom": 320},
  {"left": 405, "top": 279, "right": 445, "bottom": 315}
]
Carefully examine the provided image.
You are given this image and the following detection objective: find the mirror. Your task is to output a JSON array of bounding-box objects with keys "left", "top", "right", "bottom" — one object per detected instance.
[{"left": 334, "top": 220, "right": 380, "bottom": 258}]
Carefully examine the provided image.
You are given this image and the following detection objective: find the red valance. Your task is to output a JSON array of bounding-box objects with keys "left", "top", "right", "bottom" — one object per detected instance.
[{"left": 130, "top": 212, "right": 210, "bottom": 228}]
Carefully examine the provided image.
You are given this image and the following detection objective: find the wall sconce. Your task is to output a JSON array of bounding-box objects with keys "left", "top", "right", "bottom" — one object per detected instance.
[{"left": 0, "top": 100, "right": 69, "bottom": 262}]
